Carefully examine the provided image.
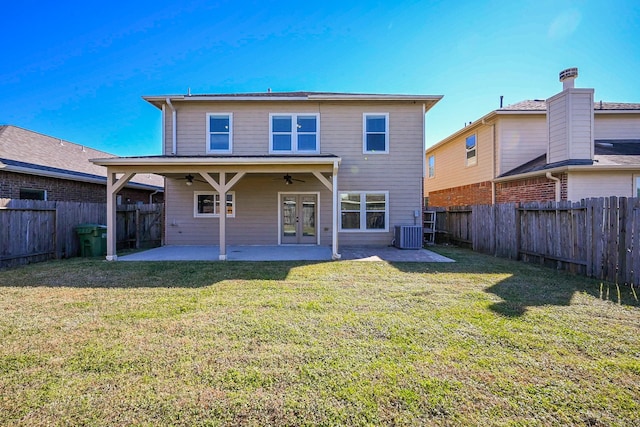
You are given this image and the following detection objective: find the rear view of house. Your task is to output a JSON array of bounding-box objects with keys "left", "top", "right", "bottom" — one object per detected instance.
[
  {"left": 425, "top": 68, "right": 640, "bottom": 208},
  {"left": 92, "top": 91, "right": 442, "bottom": 260}
]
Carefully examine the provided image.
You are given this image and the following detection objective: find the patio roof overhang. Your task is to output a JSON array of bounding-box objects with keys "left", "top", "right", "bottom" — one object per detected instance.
[{"left": 92, "top": 155, "right": 342, "bottom": 262}]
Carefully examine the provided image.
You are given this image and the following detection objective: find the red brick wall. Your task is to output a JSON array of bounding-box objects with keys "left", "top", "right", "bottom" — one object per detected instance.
[
  {"left": 427, "top": 181, "right": 493, "bottom": 208},
  {"left": 495, "top": 173, "right": 568, "bottom": 204},
  {"left": 0, "top": 171, "right": 161, "bottom": 203}
]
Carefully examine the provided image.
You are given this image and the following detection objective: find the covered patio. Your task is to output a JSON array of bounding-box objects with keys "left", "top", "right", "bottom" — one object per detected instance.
[
  {"left": 118, "top": 245, "right": 454, "bottom": 262},
  {"left": 91, "top": 155, "right": 342, "bottom": 261}
]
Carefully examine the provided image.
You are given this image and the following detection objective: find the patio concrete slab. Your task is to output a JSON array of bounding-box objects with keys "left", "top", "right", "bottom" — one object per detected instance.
[{"left": 117, "top": 245, "right": 454, "bottom": 262}]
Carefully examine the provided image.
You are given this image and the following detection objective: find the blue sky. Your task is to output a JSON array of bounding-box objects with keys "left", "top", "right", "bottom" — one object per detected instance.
[{"left": 1, "top": 0, "right": 639, "bottom": 156}]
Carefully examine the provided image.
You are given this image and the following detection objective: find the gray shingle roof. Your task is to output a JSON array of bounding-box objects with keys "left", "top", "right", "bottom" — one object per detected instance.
[
  {"left": 0, "top": 125, "right": 163, "bottom": 189},
  {"left": 500, "top": 100, "right": 640, "bottom": 112}
]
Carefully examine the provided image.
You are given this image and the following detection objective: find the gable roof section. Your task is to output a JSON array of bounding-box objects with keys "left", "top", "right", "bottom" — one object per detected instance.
[
  {"left": 0, "top": 125, "right": 163, "bottom": 190},
  {"left": 427, "top": 100, "right": 640, "bottom": 154},
  {"left": 143, "top": 91, "right": 443, "bottom": 112}
]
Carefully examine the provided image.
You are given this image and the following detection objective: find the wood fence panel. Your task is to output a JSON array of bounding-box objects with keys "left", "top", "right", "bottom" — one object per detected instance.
[
  {"left": 0, "top": 199, "right": 163, "bottom": 268},
  {"left": 440, "top": 197, "right": 638, "bottom": 286},
  {"left": 632, "top": 198, "right": 640, "bottom": 286}
]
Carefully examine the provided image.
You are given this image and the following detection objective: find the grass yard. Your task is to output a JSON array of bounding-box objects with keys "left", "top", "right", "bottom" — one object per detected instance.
[{"left": 0, "top": 247, "right": 639, "bottom": 426}]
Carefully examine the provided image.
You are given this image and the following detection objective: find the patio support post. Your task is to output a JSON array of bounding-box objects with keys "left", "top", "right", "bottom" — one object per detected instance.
[
  {"left": 218, "top": 172, "right": 227, "bottom": 260},
  {"left": 105, "top": 170, "right": 135, "bottom": 261},
  {"left": 331, "top": 162, "right": 341, "bottom": 260}
]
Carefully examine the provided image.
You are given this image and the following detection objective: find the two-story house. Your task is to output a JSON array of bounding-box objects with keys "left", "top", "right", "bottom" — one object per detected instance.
[
  {"left": 425, "top": 69, "right": 640, "bottom": 208},
  {"left": 92, "top": 91, "right": 442, "bottom": 260}
]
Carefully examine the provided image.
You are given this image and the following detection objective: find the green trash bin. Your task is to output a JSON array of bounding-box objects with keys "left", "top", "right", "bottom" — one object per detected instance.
[{"left": 75, "top": 224, "right": 107, "bottom": 257}]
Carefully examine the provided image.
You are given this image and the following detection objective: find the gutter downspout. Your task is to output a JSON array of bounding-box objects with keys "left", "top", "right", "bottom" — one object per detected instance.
[
  {"left": 166, "top": 98, "right": 177, "bottom": 155},
  {"left": 546, "top": 172, "right": 561, "bottom": 202},
  {"left": 149, "top": 189, "right": 160, "bottom": 204}
]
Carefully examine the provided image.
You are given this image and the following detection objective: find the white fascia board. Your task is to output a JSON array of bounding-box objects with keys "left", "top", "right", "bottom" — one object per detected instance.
[
  {"left": 493, "top": 164, "right": 640, "bottom": 182},
  {"left": 91, "top": 156, "right": 342, "bottom": 167}
]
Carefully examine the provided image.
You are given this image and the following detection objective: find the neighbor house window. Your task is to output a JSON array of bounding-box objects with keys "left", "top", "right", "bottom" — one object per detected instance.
[
  {"left": 363, "top": 113, "right": 389, "bottom": 153},
  {"left": 428, "top": 155, "right": 435, "bottom": 178},
  {"left": 207, "top": 113, "right": 232, "bottom": 153},
  {"left": 636, "top": 176, "right": 640, "bottom": 197},
  {"left": 340, "top": 191, "right": 388, "bottom": 232},
  {"left": 194, "top": 191, "right": 235, "bottom": 217},
  {"left": 465, "top": 134, "right": 477, "bottom": 166},
  {"left": 270, "top": 114, "right": 319, "bottom": 153},
  {"left": 19, "top": 188, "right": 46, "bottom": 200}
]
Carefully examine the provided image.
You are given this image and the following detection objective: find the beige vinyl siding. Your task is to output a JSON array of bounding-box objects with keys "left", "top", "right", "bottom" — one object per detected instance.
[
  {"left": 166, "top": 102, "right": 322, "bottom": 156},
  {"left": 595, "top": 114, "right": 640, "bottom": 139},
  {"left": 165, "top": 174, "right": 333, "bottom": 245},
  {"left": 161, "top": 100, "right": 425, "bottom": 246},
  {"left": 568, "top": 91, "right": 594, "bottom": 159},
  {"left": 424, "top": 124, "right": 494, "bottom": 195},
  {"left": 567, "top": 170, "right": 638, "bottom": 200},
  {"left": 498, "top": 115, "right": 547, "bottom": 174},
  {"left": 548, "top": 94, "right": 569, "bottom": 163}
]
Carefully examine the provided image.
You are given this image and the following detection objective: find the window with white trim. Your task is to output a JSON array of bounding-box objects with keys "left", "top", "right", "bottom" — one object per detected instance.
[
  {"left": 363, "top": 113, "right": 389, "bottom": 153},
  {"left": 207, "top": 113, "right": 232, "bottom": 153},
  {"left": 428, "top": 155, "right": 435, "bottom": 178},
  {"left": 270, "top": 114, "right": 319, "bottom": 153},
  {"left": 635, "top": 175, "right": 640, "bottom": 197},
  {"left": 194, "top": 191, "right": 235, "bottom": 217},
  {"left": 339, "top": 191, "right": 388, "bottom": 232},
  {"left": 465, "top": 134, "right": 477, "bottom": 166}
]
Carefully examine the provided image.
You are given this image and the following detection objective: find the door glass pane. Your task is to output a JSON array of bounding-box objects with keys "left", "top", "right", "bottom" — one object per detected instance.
[
  {"left": 302, "top": 197, "right": 316, "bottom": 237},
  {"left": 282, "top": 197, "right": 296, "bottom": 237}
]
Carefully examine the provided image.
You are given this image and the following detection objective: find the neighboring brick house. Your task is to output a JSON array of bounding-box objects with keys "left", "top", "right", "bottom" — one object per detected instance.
[
  {"left": 91, "top": 91, "right": 442, "bottom": 260},
  {"left": 424, "top": 69, "right": 640, "bottom": 208},
  {"left": 0, "top": 125, "right": 163, "bottom": 203}
]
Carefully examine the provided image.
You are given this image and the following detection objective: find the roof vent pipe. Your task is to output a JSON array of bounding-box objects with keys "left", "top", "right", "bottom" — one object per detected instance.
[
  {"left": 559, "top": 67, "right": 578, "bottom": 90},
  {"left": 500, "top": 95, "right": 503, "bottom": 108}
]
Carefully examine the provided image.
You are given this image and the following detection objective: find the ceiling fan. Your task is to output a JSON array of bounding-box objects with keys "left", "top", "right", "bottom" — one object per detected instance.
[
  {"left": 278, "top": 174, "right": 305, "bottom": 185},
  {"left": 182, "top": 174, "right": 207, "bottom": 186}
]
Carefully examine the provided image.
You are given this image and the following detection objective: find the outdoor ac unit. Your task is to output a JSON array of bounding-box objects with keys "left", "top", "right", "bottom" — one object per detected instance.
[{"left": 394, "top": 225, "right": 423, "bottom": 249}]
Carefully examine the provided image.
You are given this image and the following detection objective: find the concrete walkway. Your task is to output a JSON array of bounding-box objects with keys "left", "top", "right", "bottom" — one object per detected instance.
[{"left": 118, "top": 245, "right": 454, "bottom": 262}]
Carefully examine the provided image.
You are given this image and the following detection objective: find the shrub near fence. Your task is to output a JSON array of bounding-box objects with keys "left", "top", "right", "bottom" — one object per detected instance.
[
  {"left": 0, "top": 199, "right": 163, "bottom": 268},
  {"left": 438, "top": 197, "right": 640, "bottom": 286}
]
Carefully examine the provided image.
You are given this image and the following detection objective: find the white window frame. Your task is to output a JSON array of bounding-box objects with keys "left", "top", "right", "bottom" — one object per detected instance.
[
  {"left": 339, "top": 191, "right": 389, "bottom": 232},
  {"left": 363, "top": 113, "right": 389, "bottom": 154},
  {"left": 193, "top": 191, "right": 236, "bottom": 218},
  {"left": 206, "top": 113, "right": 233, "bottom": 154},
  {"left": 269, "top": 113, "right": 320, "bottom": 154},
  {"left": 465, "top": 134, "right": 477, "bottom": 166},
  {"left": 428, "top": 155, "right": 435, "bottom": 178},
  {"left": 634, "top": 174, "right": 640, "bottom": 198}
]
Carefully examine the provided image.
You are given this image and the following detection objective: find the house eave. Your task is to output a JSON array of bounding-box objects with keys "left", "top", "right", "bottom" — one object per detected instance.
[
  {"left": 0, "top": 160, "right": 164, "bottom": 192},
  {"left": 91, "top": 155, "right": 342, "bottom": 167},
  {"left": 493, "top": 164, "right": 640, "bottom": 182}
]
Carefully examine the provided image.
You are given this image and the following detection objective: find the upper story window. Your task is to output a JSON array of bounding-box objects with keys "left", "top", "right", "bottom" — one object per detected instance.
[
  {"left": 194, "top": 191, "right": 235, "bottom": 218},
  {"left": 363, "top": 113, "right": 389, "bottom": 154},
  {"left": 465, "top": 134, "right": 477, "bottom": 166},
  {"left": 428, "top": 155, "right": 435, "bottom": 178},
  {"left": 270, "top": 114, "right": 319, "bottom": 153},
  {"left": 207, "top": 113, "right": 232, "bottom": 153}
]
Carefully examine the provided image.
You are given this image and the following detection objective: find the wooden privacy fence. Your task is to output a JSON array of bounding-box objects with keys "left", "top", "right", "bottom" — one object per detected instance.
[
  {"left": 0, "top": 199, "right": 163, "bottom": 268},
  {"left": 438, "top": 197, "right": 640, "bottom": 286}
]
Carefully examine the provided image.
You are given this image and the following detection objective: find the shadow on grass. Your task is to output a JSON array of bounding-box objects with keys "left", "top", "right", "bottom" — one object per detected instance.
[
  {"left": 1, "top": 247, "right": 638, "bottom": 315},
  {"left": 391, "top": 246, "right": 640, "bottom": 316}
]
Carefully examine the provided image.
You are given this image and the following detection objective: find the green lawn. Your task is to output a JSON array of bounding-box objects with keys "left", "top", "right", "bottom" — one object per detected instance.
[{"left": 0, "top": 247, "right": 638, "bottom": 426}]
